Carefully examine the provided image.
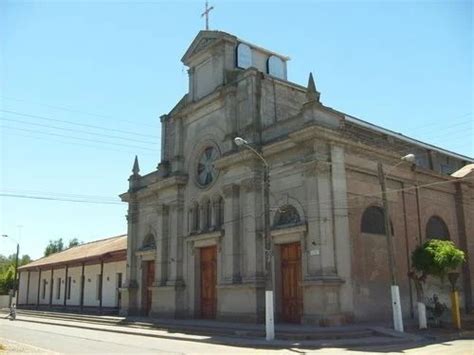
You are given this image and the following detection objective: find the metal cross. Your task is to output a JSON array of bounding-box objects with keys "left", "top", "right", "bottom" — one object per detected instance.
[{"left": 201, "top": 1, "right": 214, "bottom": 30}]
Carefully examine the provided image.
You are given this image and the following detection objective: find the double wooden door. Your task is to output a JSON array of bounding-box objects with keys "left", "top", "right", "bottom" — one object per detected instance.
[
  {"left": 280, "top": 242, "right": 303, "bottom": 323},
  {"left": 200, "top": 246, "right": 217, "bottom": 319},
  {"left": 144, "top": 261, "right": 155, "bottom": 315}
]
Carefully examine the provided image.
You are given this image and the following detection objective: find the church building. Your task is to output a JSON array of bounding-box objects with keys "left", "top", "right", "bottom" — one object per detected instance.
[{"left": 120, "top": 30, "right": 473, "bottom": 325}]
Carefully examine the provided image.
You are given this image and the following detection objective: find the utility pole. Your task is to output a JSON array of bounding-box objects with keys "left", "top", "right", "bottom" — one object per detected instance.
[
  {"left": 234, "top": 137, "right": 275, "bottom": 341},
  {"left": 378, "top": 162, "right": 404, "bottom": 332}
]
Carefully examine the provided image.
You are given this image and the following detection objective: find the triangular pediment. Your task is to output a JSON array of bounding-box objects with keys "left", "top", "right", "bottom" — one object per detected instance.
[{"left": 181, "top": 30, "right": 236, "bottom": 66}]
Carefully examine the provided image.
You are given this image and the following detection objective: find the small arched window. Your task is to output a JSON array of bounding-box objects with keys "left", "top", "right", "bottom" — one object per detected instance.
[
  {"left": 361, "top": 206, "right": 394, "bottom": 235},
  {"left": 192, "top": 202, "right": 200, "bottom": 232},
  {"left": 215, "top": 196, "right": 224, "bottom": 229},
  {"left": 142, "top": 234, "right": 156, "bottom": 250},
  {"left": 274, "top": 205, "right": 301, "bottom": 227},
  {"left": 426, "top": 216, "right": 449, "bottom": 240}
]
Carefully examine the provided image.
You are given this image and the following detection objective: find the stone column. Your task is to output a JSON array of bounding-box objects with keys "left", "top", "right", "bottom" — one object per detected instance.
[
  {"left": 316, "top": 161, "right": 337, "bottom": 275},
  {"left": 222, "top": 184, "right": 241, "bottom": 283},
  {"left": 241, "top": 176, "right": 264, "bottom": 283},
  {"left": 168, "top": 200, "right": 185, "bottom": 285},
  {"left": 330, "top": 145, "right": 353, "bottom": 313},
  {"left": 155, "top": 204, "right": 169, "bottom": 286},
  {"left": 121, "top": 197, "right": 139, "bottom": 315},
  {"left": 303, "top": 161, "right": 322, "bottom": 277}
]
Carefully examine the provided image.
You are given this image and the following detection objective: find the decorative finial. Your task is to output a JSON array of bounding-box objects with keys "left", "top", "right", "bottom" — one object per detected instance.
[
  {"left": 132, "top": 155, "right": 140, "bottom": 176},
  {"left": 306, "top": 72, "right": 320, "bottom": 102},
  {"left": 201, "top": 1, "right": 214, "bottom": 30}
]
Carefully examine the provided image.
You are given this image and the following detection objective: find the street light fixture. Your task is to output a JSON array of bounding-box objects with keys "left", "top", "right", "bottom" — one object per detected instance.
[
  {"left": 234, "top": 137, "right": 275, "bottom": 341},
  {"left": 2, "top": 234, "right": 20, "bottom": 307},
  {"left": 377, "top": 153, "right": 415, "bottom": 333}
]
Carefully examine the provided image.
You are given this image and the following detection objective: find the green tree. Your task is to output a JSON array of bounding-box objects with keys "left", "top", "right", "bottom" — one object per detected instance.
[
  {"left": 44, "top": 238, "right": 64, "bottom": 257},
  {"left": 43, "top": 238, "right": 82, "bottom": 256},
  {"left": 411, "top": 239, "right": 465, "bottom": 281},
  {"left": 0, "top": 253, "right": 32, "bottom": 294}
]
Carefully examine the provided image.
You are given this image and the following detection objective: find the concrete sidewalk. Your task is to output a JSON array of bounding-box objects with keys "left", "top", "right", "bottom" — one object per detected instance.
[{"left": 0, "top": 308, "right": 426, "bottom": 349}]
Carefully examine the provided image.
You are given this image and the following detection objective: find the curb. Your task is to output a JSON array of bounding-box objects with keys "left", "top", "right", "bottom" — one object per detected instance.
[{"left": 11, "top": 316, "right": 415, "bottom": 349}]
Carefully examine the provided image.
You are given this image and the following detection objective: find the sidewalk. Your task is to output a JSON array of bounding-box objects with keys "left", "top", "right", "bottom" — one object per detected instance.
[{"left": 0, "top": 308, "right": 436, "bottom": 349}]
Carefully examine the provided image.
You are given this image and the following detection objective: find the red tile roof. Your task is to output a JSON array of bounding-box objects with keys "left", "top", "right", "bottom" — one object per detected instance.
[{"left": 19, "top": 234, "right": 127, "bottom": 270}]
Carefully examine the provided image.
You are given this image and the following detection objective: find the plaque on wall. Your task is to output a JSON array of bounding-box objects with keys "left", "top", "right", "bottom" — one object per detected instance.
[
  {"left": 267, "top": 55, "right": 285, "bottom": 79},
  {"left": 236, "top": 43, "right": 252, "bottom": 69}
]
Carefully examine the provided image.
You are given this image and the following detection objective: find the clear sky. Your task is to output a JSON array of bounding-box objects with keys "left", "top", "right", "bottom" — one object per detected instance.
[{"left": 1, "top": 0, "right": 472, "bottom": 260}]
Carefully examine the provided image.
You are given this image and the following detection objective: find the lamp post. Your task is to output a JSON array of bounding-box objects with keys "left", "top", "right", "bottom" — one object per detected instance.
[
  {"left": 2, "top": 234, "right": 20, "bottom": 307},
  {"left": 377, "top": 153, "right": 415, "bottom": 332},
  {"left": 234, "top": 137, "right": 274, "bottom": 341}
]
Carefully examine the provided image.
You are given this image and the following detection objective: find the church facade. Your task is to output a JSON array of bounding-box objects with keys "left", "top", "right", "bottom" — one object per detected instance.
[{"left": 120, "top": 31, "right": 473, "bottom": 324}]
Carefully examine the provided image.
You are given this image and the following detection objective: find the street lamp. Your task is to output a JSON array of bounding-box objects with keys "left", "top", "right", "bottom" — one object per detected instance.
[
  {"left": 2, "top": 234, "right": 20, "bottom": 307},
  {"left": 234, "top": 137, "right": 275, "bottom": 341},
  {"left": 377, "top": 153, "right": 415, "bottom": 332}
]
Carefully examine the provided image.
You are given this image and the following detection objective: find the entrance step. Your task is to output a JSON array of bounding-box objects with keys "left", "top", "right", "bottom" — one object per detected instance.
[{"left": 10, "top": 308, "right": 393, "bottom": 341}]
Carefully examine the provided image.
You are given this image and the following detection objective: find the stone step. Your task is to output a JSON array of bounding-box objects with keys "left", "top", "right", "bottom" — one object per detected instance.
[{"left": 12, "top": 309, "right": 381, "bottom": 341}]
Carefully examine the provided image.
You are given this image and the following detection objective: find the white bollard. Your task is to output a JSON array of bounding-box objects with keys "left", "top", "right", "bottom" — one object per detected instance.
[
  {"left": 391, "top": 285, "right": 404, "bottom": 332},
  {"left": 265, "top": 290, "right": 275, "bottom": 341},
  {"left": 417, "top": 302, "right": 427, "bottom": 329}
]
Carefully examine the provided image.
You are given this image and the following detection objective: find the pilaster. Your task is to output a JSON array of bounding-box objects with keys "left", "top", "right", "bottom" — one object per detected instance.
[{"left": 222, "top": 183, "right": 241, "bottom": 283}]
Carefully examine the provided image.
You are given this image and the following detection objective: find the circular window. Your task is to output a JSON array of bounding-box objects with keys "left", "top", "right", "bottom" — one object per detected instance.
[{"left": 196, "top": 146, "right": 219, "bottom": 187}]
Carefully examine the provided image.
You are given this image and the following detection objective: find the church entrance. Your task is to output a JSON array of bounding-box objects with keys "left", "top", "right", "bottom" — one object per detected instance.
[
  {"left": 280, "top": 242, "right": 303, "bottom": 323},
  {"left": 144, "top": 261, "right": 155, "bottom": 315},
  {"left": 200, "top": 246, "right": 217, "bottom": 319}
]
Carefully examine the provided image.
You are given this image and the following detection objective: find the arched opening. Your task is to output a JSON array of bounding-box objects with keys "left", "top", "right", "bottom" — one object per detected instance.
[
  {"left": 274, "top": 204, "right": 301, "bottom": 227},
  {"left": 361, "top": 206, "right": 394, "bottom": 235},
  {"left": 141, "top": 234, "right": 156, "bottom": 250},
  {"left": 426, "top": 216, "right": 450, "bottom": 240}
]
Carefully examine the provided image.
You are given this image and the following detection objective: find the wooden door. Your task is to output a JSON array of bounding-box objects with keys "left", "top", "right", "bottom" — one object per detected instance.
[
  {"left": 145, "top": 261, "right": 155, "bottom": 315},
  {"left": 200, "top": 246, "right": 217, "bottom": 319},
  {"left": 281, "top": 242, "right": 303, "bottom": 323}
]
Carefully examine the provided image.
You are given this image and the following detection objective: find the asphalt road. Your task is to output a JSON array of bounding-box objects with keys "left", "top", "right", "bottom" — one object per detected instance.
[{"left": 0, "top": 318, "right": 473, "bottom": 354}]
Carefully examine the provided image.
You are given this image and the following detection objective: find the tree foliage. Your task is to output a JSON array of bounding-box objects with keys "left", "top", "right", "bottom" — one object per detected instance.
[
  {"left": 411, "top": 239, "right": 465, "bottom": 281},
  {"left": 44, "top": 238, "right": 82, "bottom": 257},
  {"left": 0, "top": 253, "right": 32, "bottom": 294}
]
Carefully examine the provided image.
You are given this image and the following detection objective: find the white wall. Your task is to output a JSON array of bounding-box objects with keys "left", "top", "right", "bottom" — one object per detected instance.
[
  {"left": 52, "top": 268, "right": 66, "bottom": 306},
  {"left": 39, "top": 270, "right": 51, "bottom": 305},
  {"left": 18, "top": 271, "right": 28, "bottom": 304},
  {"left": 83, "top": 264, "right": 101, "bottom": 307},
  {"left": 66, "top": 266, "right": 82, "bottom": 306},
  {"left": 102, "top": 261, "right": 126, "bottom": 308}
]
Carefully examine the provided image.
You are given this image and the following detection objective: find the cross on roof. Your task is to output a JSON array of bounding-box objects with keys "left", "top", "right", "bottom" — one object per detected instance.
[{"left": 201, "top": 1, "right": 214, "bottom": 30}]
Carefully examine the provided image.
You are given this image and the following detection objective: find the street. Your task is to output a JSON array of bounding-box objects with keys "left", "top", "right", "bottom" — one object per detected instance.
[{"left": 0, "top": 319, "right": 473, "bottom": 354}]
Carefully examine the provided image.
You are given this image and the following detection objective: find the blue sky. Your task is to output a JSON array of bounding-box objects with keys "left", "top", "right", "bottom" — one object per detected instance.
[{"left": 1, "top": 0, "right": 472, "bottom": 259}]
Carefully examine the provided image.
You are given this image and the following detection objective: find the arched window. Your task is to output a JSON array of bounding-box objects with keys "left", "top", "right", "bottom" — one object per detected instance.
[
  {"left": 141, "top": 234, "right": 156, "bottom": 250},
  {"left": 214, "top": 196, "right": 224, "bottom": 229},
  {"left": 274, "top": 205, "right": 301, "bottom": 227},
  {"left": 426, "top": 216, "right": 449, "bottom": 240},
  {"left": 204, "top": 199, "right": 211, "bottom": 231},
  {"left": 361, "top": 206, "right": 394, "bottom": 235},
  {"left": 192, "top": 202, "right": 200, "bottom": 232}
]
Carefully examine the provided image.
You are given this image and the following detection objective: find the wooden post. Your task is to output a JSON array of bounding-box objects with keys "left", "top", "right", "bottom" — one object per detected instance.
[
  {"left": 99, "top": 260, "right": 104, "bottom": 313},
  {"left": 63, "top": 265, "right": 69, "bottom": 308},
  {"left": 36, "top": 269, "right": 42, "bottom": 309},
  {"left": 80, "top": 263, "right": 85, "bottom": 312},
  {"left": 26, "top": 271, "right": 31, "bottom": 306},
  {"left": 49, "top": 268, "right": 54, "bottom": 308}
]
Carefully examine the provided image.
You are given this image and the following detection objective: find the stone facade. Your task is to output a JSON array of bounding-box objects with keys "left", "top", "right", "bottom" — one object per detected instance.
[{"left": 120, "top": 30, "right": 473, "bottom": 324}]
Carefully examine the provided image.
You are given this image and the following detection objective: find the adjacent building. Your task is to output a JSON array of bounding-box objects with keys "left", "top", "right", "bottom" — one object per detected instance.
[{"left": 17, "top": 235, "right": 126, "bottom": 313}]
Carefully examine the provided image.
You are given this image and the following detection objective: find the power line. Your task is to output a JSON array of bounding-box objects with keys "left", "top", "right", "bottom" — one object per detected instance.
[
  {"left": 0, "top": 125, "right": 158, "bottom": 152},
  {"left": 1, "top": 131, "right": 157, "bottom": 157},
  {"left": 1, "top": 95, "right": 158, "bottom": 129},
  {"left": 0, "top": 193, "right": 124, "bottom": 205},
  {"left": 0, "top": 109, "right": 160, "bottom": 140},
  {"left": 0, "top": 117, "right": 159, "bottom": 146}
]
